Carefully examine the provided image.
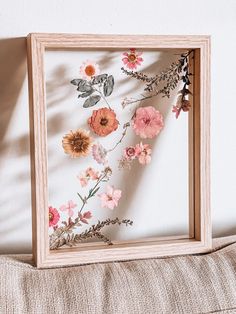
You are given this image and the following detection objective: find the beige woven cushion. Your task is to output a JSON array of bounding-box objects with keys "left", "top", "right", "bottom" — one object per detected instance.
[{"left": 1, "top": 237, "right": 236, "bottom": 314}]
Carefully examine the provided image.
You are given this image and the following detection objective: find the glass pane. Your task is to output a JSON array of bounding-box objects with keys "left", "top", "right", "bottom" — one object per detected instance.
[{"left": 45, "top": 49, "right": 190, "bottom": 248}]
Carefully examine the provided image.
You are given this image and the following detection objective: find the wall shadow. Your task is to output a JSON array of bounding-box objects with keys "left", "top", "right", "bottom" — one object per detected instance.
[
  {"left": 0, "top": 37, "right": 27, "bottom": 149},
  {"left": 0, "top": 37, "right": 28, "bottom": 253}
]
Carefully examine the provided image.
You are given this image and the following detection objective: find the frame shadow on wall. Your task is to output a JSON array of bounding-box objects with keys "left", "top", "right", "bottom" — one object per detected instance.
[{"left": 0, "top": 37, "right": 31, "bottom": 254}]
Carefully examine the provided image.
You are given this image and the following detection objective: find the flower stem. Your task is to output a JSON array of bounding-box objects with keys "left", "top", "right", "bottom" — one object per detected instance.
[
  {"left": 78, "top": 172, "right": 107, "bottom": 213},
  {"left": 107, "top": 123, "right": 130, "bottom": 152},
  {"left": 50, "top": 169, "right": 111, "bottom": 249},
  {"left": 94, "top": 87, "right": 111, "bottom": 109},
  {"left": 123, "top": 92, "right": 160, "bottom": 107}
]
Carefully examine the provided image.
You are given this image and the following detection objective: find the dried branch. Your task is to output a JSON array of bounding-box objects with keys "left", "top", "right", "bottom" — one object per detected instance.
[
  {"left": 50, "top": 218, "right": 133, "bottom": 250},
  {"left": 121, "top": 50, "right": 194, "bottom": 108}
]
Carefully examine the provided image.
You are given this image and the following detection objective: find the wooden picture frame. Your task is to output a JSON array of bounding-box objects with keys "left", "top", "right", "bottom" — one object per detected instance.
[{"left": 27, "top": 33, "right": 211, "bottom": 268}]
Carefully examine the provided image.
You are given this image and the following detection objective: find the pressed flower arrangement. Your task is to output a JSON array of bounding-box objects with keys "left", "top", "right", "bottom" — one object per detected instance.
[
  {"left": 27, "top": 34, "right": 211, "bottom": 268},
  {"left": 46, "top": 46, "right": 195, "bottom": 250}
]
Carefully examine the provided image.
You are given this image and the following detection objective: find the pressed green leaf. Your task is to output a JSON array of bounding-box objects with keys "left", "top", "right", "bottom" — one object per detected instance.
[
  {"left": 83, "top": 95, "right": 101, "bottom": 108},
  {"left": 91, "top": 74, "right": 108, "bottom": 85},
  {"left": 77, "top": 193, "right": 84, "bottom": 203},
  {"left": 78, "top": 89, "right": 94, "bottom": 98},
  {"left": 91, "top": 186, "right": 100, "bottom": 197},
  {"left": 77, "top": 80, "right": 93, "bottom": 92},
  {"left": 71, "top": 79, "right": 83, "bottom": 86},
  {"left": 103, "top": 75, "right": 114, "bottom": 96}
]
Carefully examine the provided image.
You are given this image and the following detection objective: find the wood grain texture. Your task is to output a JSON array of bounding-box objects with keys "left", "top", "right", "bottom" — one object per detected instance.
[
  {"left": 27, "top": 34, "right": 211, "bottom": 268},
  {"left": 188, "top": 51, "right": 195, "bottom": 239}
]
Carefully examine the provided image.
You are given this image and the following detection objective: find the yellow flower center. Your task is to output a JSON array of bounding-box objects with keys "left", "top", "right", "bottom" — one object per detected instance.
[
  {"left": 128, "top": 53, "right": 136, "bottom": 62},
  {"left": 85, "top": 65, "right": 96, "bottom": 76}
]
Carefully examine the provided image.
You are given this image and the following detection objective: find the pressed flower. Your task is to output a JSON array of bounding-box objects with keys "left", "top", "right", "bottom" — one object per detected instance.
[
  {"left": 88, "top": 108, "right": 119, "bottom": 137},
  {"left": 62, "top": 129, "right": 93, "bottom": 158},
  {"left": 103, "top": 166, "right": 112, "bottom": 177},
  {"left": 79, "top": 211, "right": 92, "bottom": 224},
  {"left": 172, "top": 100, "right": 191, "bottom": 119},
  {"left": 122, "top": 48, "right": 143, "bottom": 69},
  {"left": 172, "top": 105, "right": 181, "bottom": 119},
  {"left": 181, "top": 99, "right": 191, "bottom": 112},
  {"left": 78, "top": 167, "right": 100, "bottom": 187},
  {"left": 59, "top": 200, "right": 77, "bottom": 217},
  {"left": 135, "top": 142, "right": 152, "bottom": 165},
  {"left": 49, "top": 206, "right": 60, "bottom": 227},
  {"left": 123, "top": 146, "right": 137, "bottom": 160},
  {"left": 132, "top": 106, "right": 164, "bottom": 139},
  {"left": 92, "top": 143, "right": 108, "bottom": 165},
  {"left": 79, "top": 60, "right": 100, "bottom": 80},
  {"left": 85, "top": 167, "right": 100, "bottom": 180},
  {"left": 118, "top": 156, "right": 132, "bottom": 170},
  {"left": 77, "top": 172, "right": 89, "bottom": 187},
  {"left": 98, "top": 185, "right": 122, "bottom": 210}
]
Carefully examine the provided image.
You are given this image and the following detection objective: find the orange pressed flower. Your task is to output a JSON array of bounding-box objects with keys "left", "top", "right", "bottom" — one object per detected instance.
[
  {"left": 88, "top": 108, "right": 119, "bottom": 137},
  {"left": 62, "top": 129, "right": 93, "bottom": 158},
  {"left": 79, "top": 60, "right": 100, "bottom": 80}
]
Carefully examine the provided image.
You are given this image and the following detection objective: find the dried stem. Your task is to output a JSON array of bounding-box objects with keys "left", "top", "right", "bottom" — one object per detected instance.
[
  {"left": 78, "top": 169, "right": 109, "bottom": 213},
  {"left": 121, "top": 50, "right": 194, "bottom": 107},
  {"left": 49, "top": 167, "right": 112, "bottom": 249},
  {"left": 95, "top": 87, "right": 111, "bottom": 109},
  {"left": 107, "top": 123, "right": 130, "bottom": 152},
  {"left": 50, "top": 218, "right": 133, "bottom": 250}
]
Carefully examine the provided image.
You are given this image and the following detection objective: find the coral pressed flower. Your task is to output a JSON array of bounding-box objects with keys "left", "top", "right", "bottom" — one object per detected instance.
[
  {"left": 88, "top": 108, "right": 119, "bottom": 137},
  {"left": 122, "top": 48, "right": 143, "bottom": 69},
  {"left": 132, "top": 106, "right": 164, "bottom": 139},
  {"left": 49, "top": 206, "right": 60, "bottom": 227},
  {"left": 62, "top": 129, "right": 93, "bottom": 158},
  {"left": 123, "top": 146, "right": 137, "bottom": 160},
  {"left": 59, "top": 200, "right": 77, "bottom": 217},
  {"left": 79, "top": 60, "right": 100, "bottom": 80},
  {"left": 135, "top": 142, "right": 152, "bottom": 165},
  {"left": 92, "top": 143, "right": 108, "bottom": 165},
  {"left": 98, "top": 185, "right": 122, "bottom": 210}
]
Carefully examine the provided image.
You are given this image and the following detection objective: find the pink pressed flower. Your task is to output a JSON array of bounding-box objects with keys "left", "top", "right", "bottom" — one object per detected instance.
[
  {"left": 78, "top": 173, "right": 89, "bottom": 187},
  {"left": 132, "top": 106, "right": 164, "bottom": 139},
  {"left": 123, "top": 146, "right": 137, "bottom": 160},
  {"left": 79, "top": 211, "right": 92, "bottom": 224},
  {"left": 77, "top": 167, "right": 100, "bottom": 187},
  {"left": 172, "top": 105, "right": 181, "bottom": 119},
  {"left": 83, "top": 211, "right": 92, "bottom": 219},
  {"left": 49, "top": 206, "right": 60, "bottom": 227},
  {"left": 122, "top": 48, "right": 143, "bottom": 69},
  {"left": 85, "top": 167, "right": 100, "bottom": 180},
  {"left": 59, "top": 200, "right": 77, "bottom": 217},
  {"left": 135, "top": 142, "right": 152, "bottom": 165},
  {"left": 92, "top": 143, "right": 108, "bottom": 165},
  {"left": 79, "top": 60, "right": 100, "bottom": 80},
  {"left": 98, "top": 185, "right": 122, "bottom": 210}
]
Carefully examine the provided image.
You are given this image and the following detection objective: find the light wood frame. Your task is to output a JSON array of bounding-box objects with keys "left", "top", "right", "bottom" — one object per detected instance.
[{"left": 27, "top": 33, "right": 211, "bottom": 268}]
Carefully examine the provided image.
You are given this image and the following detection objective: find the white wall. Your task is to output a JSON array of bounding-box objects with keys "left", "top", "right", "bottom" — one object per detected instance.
[{"left": 0, "top": 0, "right": 235, "bottom": 253}]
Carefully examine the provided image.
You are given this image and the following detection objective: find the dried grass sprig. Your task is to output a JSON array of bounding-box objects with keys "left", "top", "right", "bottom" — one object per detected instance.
[
  {"left": 50, "top": 218, "right": 133, "bottom": 250},
  {"left": 121, "top": 50, "right": 194, "bottom": 108}
]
